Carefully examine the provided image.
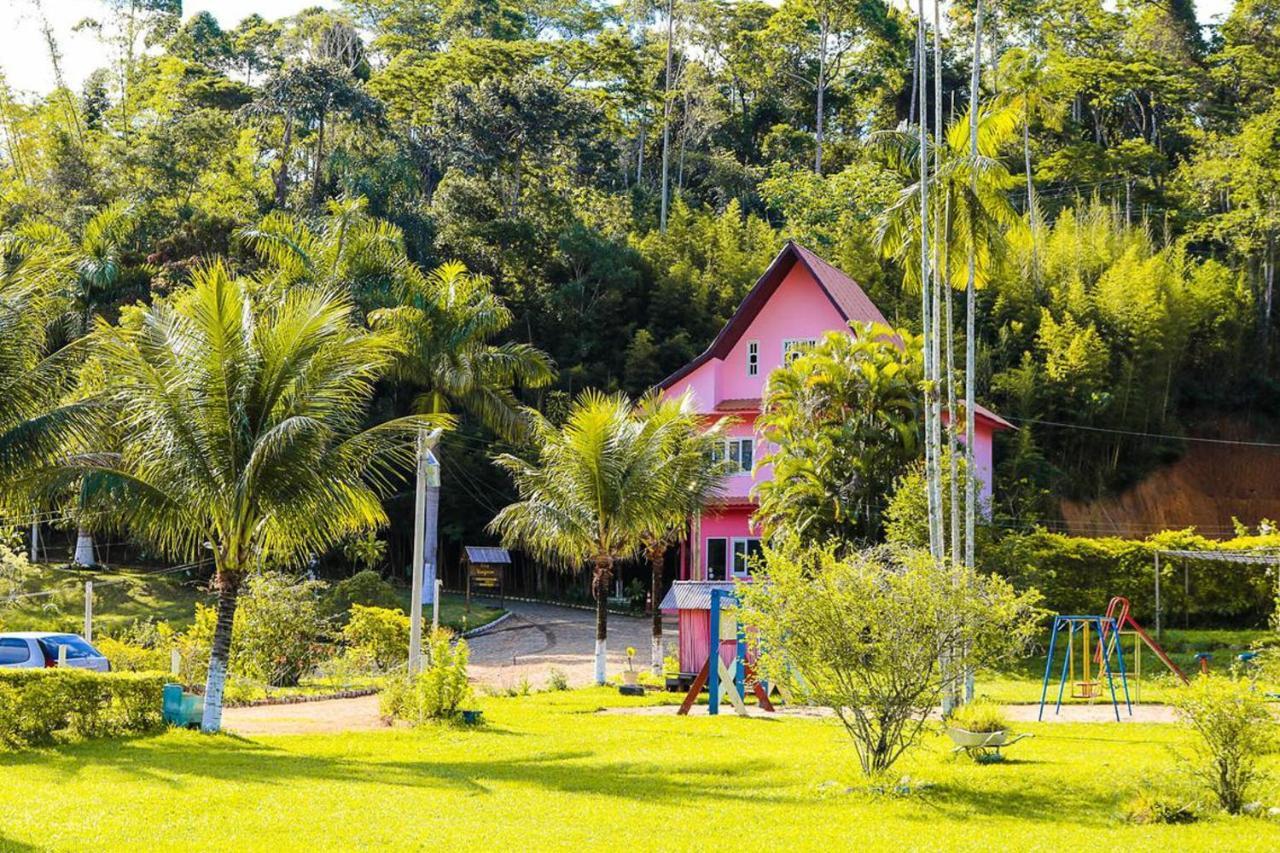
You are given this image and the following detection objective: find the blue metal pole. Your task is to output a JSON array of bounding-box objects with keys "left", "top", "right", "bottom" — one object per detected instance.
[
  {"left": 708, "top": 589, "right": 721, "bottom": 716},
  {"left": 734, "top": 595, "right": 746, "bottom": 702},
  {"left": 1038, "top": 616, "right": 1060, "bottom": 721},
  {"left": 1095, "top": 617, "right": 1122, "bottom": 721},
  {"left": 1055, "top": 621, "right": 1074, "bottom": 714},
  {"left": 1108, "top": 616, "right": 1132, "bottom": 714}
]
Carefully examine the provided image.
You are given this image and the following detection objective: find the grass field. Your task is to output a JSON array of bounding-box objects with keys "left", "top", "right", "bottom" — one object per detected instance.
[
  {"left": 0, "top": 688, "right": 1277, "bottom": 851},
  {"left": 0, "top": 564, "right": 502, "bottom": 636}
]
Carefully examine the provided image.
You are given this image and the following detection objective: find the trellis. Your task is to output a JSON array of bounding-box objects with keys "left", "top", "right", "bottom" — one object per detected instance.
[{"left": 1152, "top": 548, "right": 1280, "bottom": 638}]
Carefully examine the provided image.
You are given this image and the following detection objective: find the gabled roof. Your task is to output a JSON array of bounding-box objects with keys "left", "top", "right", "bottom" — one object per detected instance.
[
  {"left": 659, "top": 581, "right": 742, "bottom": 611},
  {"left": 464, "top": 546, "right": 511, "bottom": 564},
  {"left": 657, "top": 241, "right": 888, "bottom": 390}
]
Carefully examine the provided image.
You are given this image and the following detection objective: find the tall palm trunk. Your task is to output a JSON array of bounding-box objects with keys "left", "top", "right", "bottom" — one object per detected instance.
[
  {"left": 275, "top": 112, "right": 293, "bottom": 208},
  {"left": 930, "top": 0, "right": 945, "bottom": 560},
  {"left": 965, "top": 0, "right": 984, "bottom": 573},
  {"left": 201, "top": 571, "right": 243, "bottom": 733},
  {"left": 648, "top": 544, "right": 665, "bottom": 674},
  {"left": 815, "top": 15, "right": 828, "bottom": 175},
  {"left": 659, "top": 0, "right": 675, "bottom": 231},
  {"left": 915, "top": 0, "right": 940, "bottom": 560},
  {"left": 592, "top": 556, "right": 613, "bottom": 685}
]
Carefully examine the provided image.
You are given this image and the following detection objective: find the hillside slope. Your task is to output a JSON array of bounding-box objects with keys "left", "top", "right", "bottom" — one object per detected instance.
[{"left": 1059, "top": 421, "right": 1280, "bottom": 538}]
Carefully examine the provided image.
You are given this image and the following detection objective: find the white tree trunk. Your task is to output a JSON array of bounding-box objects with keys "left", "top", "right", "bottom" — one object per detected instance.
[
  {"left": 651, "top": 636, "right": 664, "bottom": 676},
  {"left": 73, "top": 526, "right": 95, "bottom": 566},
  {"left": 595, "top": 639, "right": 607, "bottom": 685}
]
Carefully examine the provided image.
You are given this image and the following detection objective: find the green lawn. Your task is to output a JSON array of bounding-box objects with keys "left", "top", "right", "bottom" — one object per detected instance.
[
  {"left": 392, "top": 586, "right": 505, "bottom": 634},
  {"left": 1, "top": 688, "right": 1277, "bottom": 850},
  {"left": 1, "top": 564, "right": 502, "bottom": 637},
  {"left": 0, "top": 564, "right": 206, "bottom": 634}
]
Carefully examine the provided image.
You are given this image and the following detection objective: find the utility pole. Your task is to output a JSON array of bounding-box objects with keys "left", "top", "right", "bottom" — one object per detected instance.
[
  {"left": 30, "top": 520, "right": 38, "bottom": 563},
  {"left": 408, "top": 429, "right": 442, "bottom": 675}
]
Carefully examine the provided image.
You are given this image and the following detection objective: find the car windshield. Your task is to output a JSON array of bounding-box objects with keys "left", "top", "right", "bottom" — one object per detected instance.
[{"left": 36, "top": 635, "right": 99, "bottom": 660}]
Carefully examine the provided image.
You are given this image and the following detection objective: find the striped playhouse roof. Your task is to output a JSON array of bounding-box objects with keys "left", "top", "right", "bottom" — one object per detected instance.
[
  {"left": 464, "top": 546, "right": 511, "bottom": 564},
  {"left": 659, "top": 581, "right": 741, "bottom": 612}
]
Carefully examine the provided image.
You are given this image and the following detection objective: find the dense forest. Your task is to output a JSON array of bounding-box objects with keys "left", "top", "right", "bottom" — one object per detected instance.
[{"left": 1, "top": 0, "right": 1278, "bottom": 559}]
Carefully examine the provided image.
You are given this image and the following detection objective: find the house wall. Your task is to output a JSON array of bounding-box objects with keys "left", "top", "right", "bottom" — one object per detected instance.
[
  {"left": 688, "top": 506, "right": 755, "bottom": 580},
  {"left": 717, "top": 264, "right": 849, "bottom": 401}
]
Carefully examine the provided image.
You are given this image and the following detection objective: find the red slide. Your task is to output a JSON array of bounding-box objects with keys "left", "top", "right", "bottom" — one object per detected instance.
[{"left": 1096, "top": 595, "right": 1189, "bottom": 685}]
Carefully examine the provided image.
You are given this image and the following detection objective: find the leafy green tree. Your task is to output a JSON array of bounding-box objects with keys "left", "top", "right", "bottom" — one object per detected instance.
[
  {"left": 738, "top": 539, "right": 1042, "bottom": 776},
  {"left": 52, "top": 263, "right": 447, "bottom": 731},
  {"left": 755, "top": 322, "right": 924, "bottom": 545},
  {"left": 490, "top": 391, "right": 689, "bottom": 683}
]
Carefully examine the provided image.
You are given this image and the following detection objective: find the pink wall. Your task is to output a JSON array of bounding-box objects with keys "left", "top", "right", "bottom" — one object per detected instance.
[
  {"left": 689, "top": 506, "right": 756, "bottom": 580},
  {"left": 718, "top": 265, "right": 848, "bottom": 401}
]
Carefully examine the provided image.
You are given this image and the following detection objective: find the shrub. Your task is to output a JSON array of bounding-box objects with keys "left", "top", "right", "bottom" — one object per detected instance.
[
  {"left": 1172, "top": 673, "right": 1276, "bottom": 814},
  {"left": 1121, "top": 788, "right": 1198, "bottom": 825},
  {"left": 177, "top": 572, "right": 331, "bottom": 688},
  {"left": 323, "top": 570, "right": 401, "bottom": 621},
  {"left": 546, "top": 668, "right": 569, "bottom": 691},
  {"left": 947, "top": 701, "right": 1011, "bottom": 734},
  {"left": 342, "top": 605, "right": 410, "bottom": 670},
  {"left": 96, "top": 637, "right": 170, "bottom": 673},
  {"left": 0, "top": 670, "right": 166, "bottom": 749},
  {"left": 739, "top": 540, "right": 1043, "bottom": 777},
  {"left": 381, "top": 629, "right": 472, "bottom": 724}
]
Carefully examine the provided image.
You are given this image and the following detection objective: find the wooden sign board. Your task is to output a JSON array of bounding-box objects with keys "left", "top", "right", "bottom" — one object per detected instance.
[{"left": 471, "top": 564, "right": 502, "bottom": 590}]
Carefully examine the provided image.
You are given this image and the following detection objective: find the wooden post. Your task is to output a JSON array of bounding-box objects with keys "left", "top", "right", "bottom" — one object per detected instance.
[{"left": 1154, "top": 551, "right": 1162, "bottom": 641}]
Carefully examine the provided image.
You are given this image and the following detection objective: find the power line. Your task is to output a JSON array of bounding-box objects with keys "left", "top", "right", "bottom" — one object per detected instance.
[{"left": 1006, "top": 416, "right": 1280, "bottom": 449}]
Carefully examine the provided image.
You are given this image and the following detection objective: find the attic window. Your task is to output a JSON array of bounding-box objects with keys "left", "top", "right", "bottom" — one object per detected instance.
[
  {"left": 746, "top": 341, "right": 759, "bottom": 376},
  {"left": 782, "top": 338, "right": 817, "bottom": 365}
]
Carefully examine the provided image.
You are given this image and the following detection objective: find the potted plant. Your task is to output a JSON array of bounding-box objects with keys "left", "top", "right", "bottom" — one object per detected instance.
[
  {"left": 663, "top": 653, "right": 683, "bottom": 692},
  {"left": 945, "top": 701, "right": 1031, "bottom": 762},
  {"left": 622, "top": 647, "right": 639, "bottom": 686}
]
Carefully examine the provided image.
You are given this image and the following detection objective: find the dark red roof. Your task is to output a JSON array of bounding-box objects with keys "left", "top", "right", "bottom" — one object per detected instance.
[
  {"left": 656, "top": 241, "right": 1013, "bottom": 431},
  {"left": 715, "top": 398, "right": 760, "bottom": 412},
  {"left": 657, "top": 241, "right": 888, "bottom": 390}
]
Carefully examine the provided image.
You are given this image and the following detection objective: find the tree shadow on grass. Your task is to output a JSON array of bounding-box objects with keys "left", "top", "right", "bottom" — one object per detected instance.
[{"left": 0, "top": 733, "right": 802, "bottom": 807}]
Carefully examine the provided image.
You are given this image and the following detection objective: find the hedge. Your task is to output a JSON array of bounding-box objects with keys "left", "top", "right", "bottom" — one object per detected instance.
[
  {"left": 0, "top": 669, "right": 167, "bottom": 749},
  {"left": 986, "top": 530, "right": 1278, "bottom": 628}
]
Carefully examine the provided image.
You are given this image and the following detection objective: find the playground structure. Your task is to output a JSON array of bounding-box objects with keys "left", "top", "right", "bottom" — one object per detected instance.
[
  {"left": 676, "top": 588, "right": 788, "bottom": 716},
  {"left": 1038, "top": 595, "right": 1188, "bottom": 720}
]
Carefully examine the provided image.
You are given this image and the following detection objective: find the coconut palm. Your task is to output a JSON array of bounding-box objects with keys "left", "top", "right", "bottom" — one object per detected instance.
[
  {"left": 490, "top": 391, "right": 684, "bottom": 684},
  {"left": 369, "top": 261, "right": 554, "bottom": 440},
  {"left": 635, "top": 392, "right": 728, "bottom": 674},
  {"left": 238, "top": 194, "right": 417, "bottom": 316},
  {"left": 0, "top": 235, "right": 83, "bottom": 508},
  {"left": 4, "top": 203, "right": 142, "bottom": 563},
  {"left": 49, "top": 263, "right": 448, "bottom": 732}
]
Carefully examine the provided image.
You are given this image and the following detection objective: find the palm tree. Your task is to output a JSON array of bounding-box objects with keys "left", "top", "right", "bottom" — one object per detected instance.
[
  {"left": 51, "top": 263, "right": 448, "bottom": 732},
  {"left": 873, "top": 101, "right": 1022, "bottom": 564},
  {"left": 3, "top": 204, "right": 141, "bottom": 564},
  {"left": 635, "top": 393, "right": 728, "bottom": 674},
  {"left": 238, "top": 195, "right": 417, "bottom": 317},
  {"left": 490, "top": 391, "right": 681, "bottom": 685},
  {"left": 0, "top": 235, "right": 84, "bottom": 513},
  {"left": 369, "top": 261, "right": 554, "bottom": 440},
  {"left": 997, "top": 47, "right": 1065, "bottom": 291}
]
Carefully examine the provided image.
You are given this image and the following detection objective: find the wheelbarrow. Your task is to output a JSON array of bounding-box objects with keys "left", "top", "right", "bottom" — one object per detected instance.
[{"left": 946, "top": 727, "right": 1033, "bottom": 762}]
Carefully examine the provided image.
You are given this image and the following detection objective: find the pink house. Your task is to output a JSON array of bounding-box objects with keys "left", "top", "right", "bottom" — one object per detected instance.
[{"left": 656, "top": 241, "right": 1012, "bottom": 676}]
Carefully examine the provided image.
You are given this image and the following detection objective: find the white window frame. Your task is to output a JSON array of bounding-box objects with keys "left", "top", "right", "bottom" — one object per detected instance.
[
  {"left": 711, "top": 437, "right": 753, "bottom": 474},
  {"left": 782, "top": 338, "right": 818, "bottom": 365},
  {"left": 746, "top": 340, "right": 759, "bottom": 376},
  {"left": 731, "top": 537, "right": 762, "bottom": 577}
]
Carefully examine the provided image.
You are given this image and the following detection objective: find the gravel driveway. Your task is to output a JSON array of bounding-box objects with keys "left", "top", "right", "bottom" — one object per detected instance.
[{"left": 466, "top": 598, "right": 666, "bottom": 691}]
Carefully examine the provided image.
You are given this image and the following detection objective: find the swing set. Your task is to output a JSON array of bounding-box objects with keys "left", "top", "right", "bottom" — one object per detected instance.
[{"left": 1038, "top": 595, "right": 1187, "bottom": 720}]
